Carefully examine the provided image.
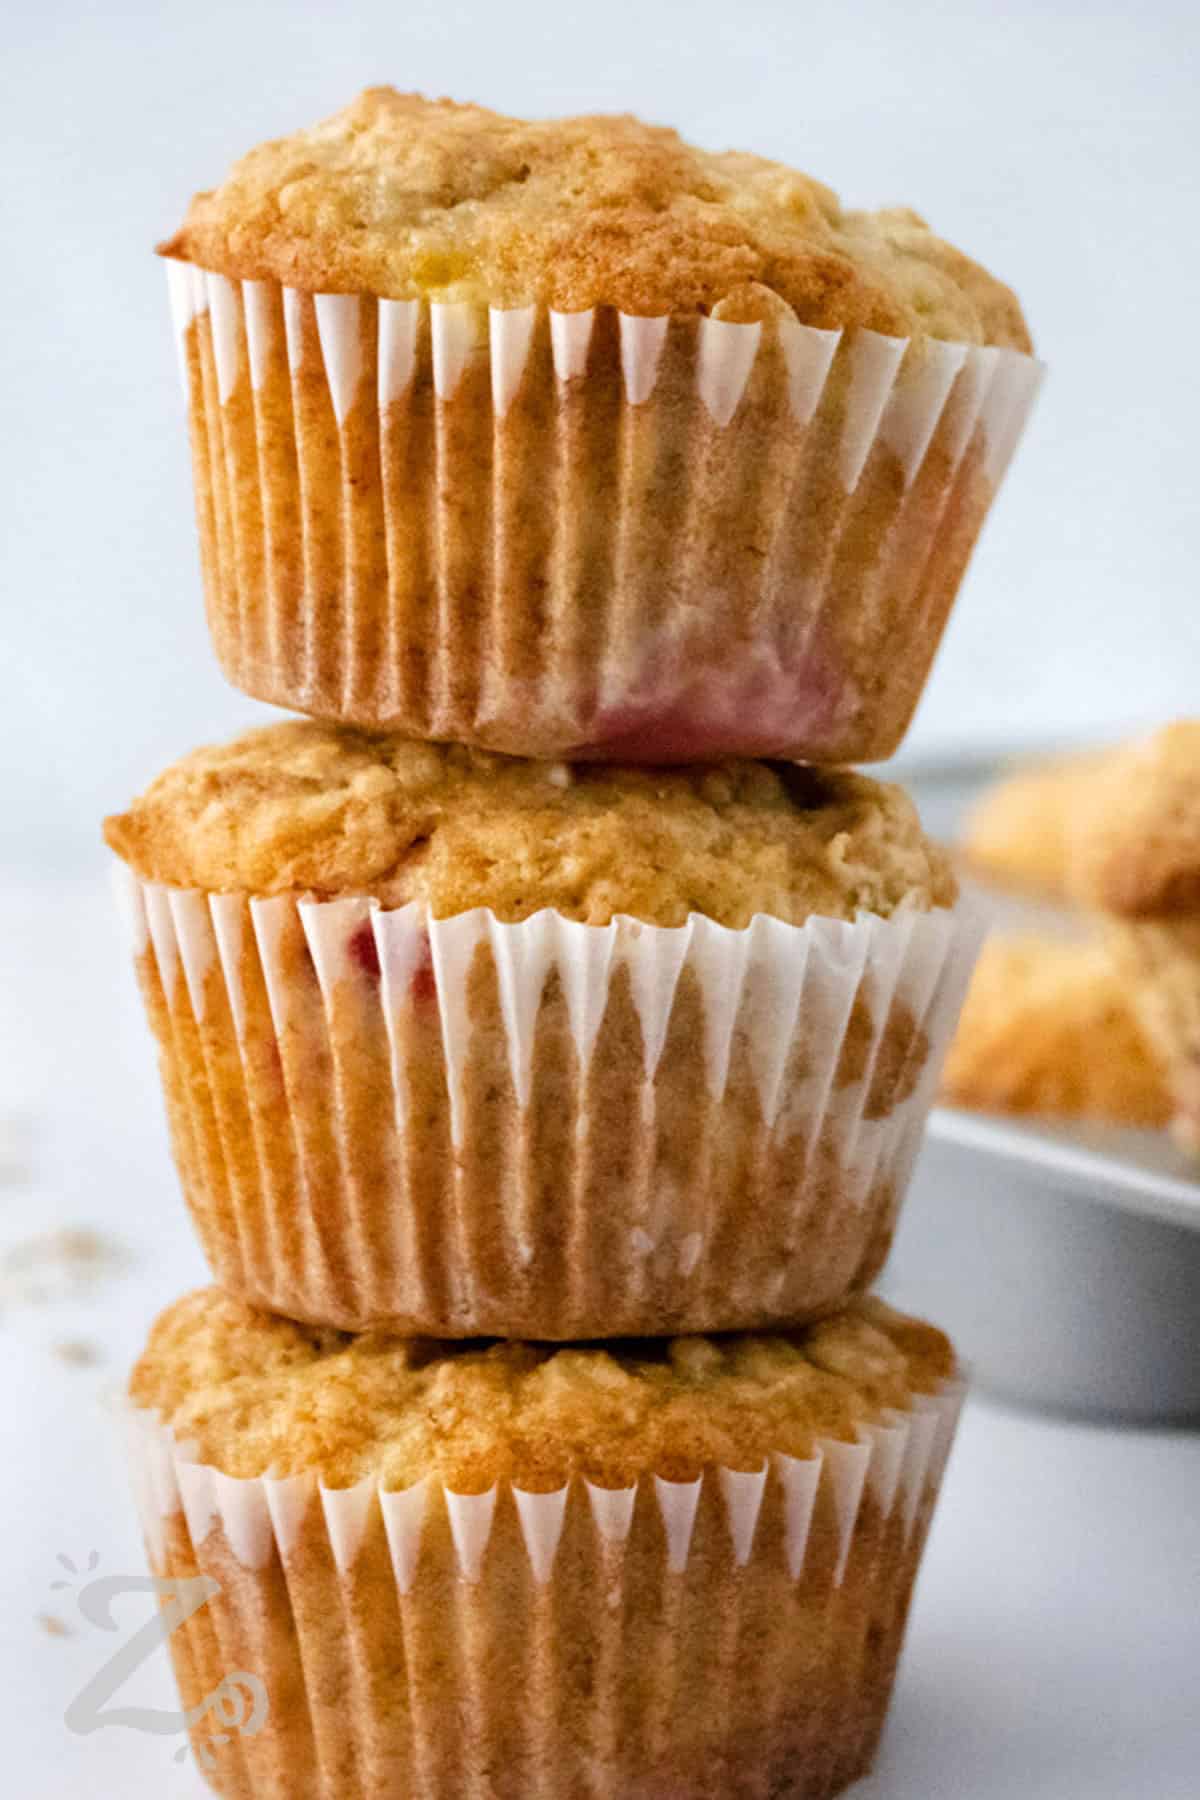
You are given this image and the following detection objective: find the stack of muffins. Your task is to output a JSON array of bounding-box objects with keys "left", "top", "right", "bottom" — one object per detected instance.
[{"left": 107, "top": 93, "right": 1039, "bottom": 1800}]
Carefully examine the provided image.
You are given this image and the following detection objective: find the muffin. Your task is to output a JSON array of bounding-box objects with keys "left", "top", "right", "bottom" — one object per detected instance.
[
  {"left": 1070, "top": 722, "right": 1200, "bottom": 1153},
  {"left": 961, "top": 749, "right": 1115, "bottom": 899},
  {"left": 104, "top": 720, "right": 976, "bottom": 1338},
  {"left": 161, "top": 89, "right": 1040, "bottom": 764},
  {"left": 941, "top": 933, "right": 1170, "bottom": 1126},
  {"left": 125, "top": 1286, "right": 964, "bottom": 1800}
]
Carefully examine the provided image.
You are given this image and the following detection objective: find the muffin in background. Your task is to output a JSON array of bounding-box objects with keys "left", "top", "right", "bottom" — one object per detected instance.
[
  {"left": 126, "top": 1286, "right": 964, "bottom": 1800},
  {"left": 1070, "top": 722, "right": 1200, "bottom": 1154},
  {"left": 941, "top": 933, "right": 1170, "bottom": 1127},
  {"left": 960, "top": 748, "right": 1116, "bottom": 899},
  {"left": 104, "top": 719, "right": 977, "bottom": 1340},
  {"left": 161, "top": 89, "right": 1039, "bottom": 764}
]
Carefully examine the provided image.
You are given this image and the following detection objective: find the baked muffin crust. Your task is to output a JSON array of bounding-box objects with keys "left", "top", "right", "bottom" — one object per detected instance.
[
  {"left": 961, "top": 750, "right": 1116, "bottom": 901},
  {"left": 130, "top": 1288, "right": 954, "bottom": 1492},
  {"left": 1069, "top": 722, "right": 1200, "bottom": 918},
  {"left": 941, "top": 933, "right": 1169, "bottom": 1126},
  {"left": 104, "top": 721, "right": 956, "bottom": 927},
  {"left": 162, "top": 89, "right": 1030, "bottom": 350}
]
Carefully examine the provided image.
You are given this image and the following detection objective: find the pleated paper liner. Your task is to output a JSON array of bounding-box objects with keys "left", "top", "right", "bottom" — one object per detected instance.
[
  {"left": 113, "top": 864, "right": 981, "bottom": 1337},
  {"left": 166, "top": 261, "right": 1042, "bottom": 763},
  {"left": 123, "top": 1372, "right": 964, "bottom": 1800}
]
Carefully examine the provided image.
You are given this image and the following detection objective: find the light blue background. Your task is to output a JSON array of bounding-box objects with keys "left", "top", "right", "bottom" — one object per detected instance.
[{"left": 4, "top": 0, "right": 1198, "bottom": 868}]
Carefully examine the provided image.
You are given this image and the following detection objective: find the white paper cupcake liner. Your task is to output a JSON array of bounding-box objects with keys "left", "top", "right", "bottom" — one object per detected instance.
[
  {"left": 121, "top": 1375, "right": 964, "bottom": 1799},
  {"left": 114, "top": 863, "right": 981, "bottom": 1338},
  {"left": 167, "top": 261, "right": 1042, "bottom": 763}
]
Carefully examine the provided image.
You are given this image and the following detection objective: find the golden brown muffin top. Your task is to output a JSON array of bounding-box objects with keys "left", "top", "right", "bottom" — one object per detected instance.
[
  {"left": 941, "top": 932, "right": 1170, "bottom": 1127},
  {"left": 130, "top": 1288, "right": 955, "bottom": 1492},
  {"left": 961, "top": 750, "right": 1117, "bottom": 902},
  {"left": 103, "top": 721, "right": 956, "bottom": 928},
  {"left": 162, "top": 89, "right": 1030, "bottom": 350},
  {"left": 1069, "top": 723, "right": 1200, "bottom": 919}
]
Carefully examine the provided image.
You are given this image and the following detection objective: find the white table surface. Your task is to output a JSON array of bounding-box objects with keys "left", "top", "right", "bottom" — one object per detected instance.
[{"left": 3, "top": 871, "right": 1198, "bottom": 1797}]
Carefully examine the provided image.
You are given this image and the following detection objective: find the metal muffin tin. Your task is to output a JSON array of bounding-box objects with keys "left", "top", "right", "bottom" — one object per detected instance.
[
  {"left": 885, "top": 1108, "right": 1200, "bottom": 1420},
  {"left": 880, "top": 759, "right": 1200, "bottom": 1422}
]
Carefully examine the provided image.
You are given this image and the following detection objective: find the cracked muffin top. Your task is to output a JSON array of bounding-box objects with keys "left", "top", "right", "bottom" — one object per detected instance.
[
  {"left": 131, "top": 1287, "right": 956, "bottom": 1491},
  {"left": 161, "top": 89, "right": 1030, "bottom": 349},
  {"left": 103, "top": 720, "right": 956, "bottom": 927}
]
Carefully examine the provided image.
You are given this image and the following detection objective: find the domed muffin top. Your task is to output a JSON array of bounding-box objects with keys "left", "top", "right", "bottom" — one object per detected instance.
[
  {"left": 104, "top": 721, "right": 956, "bottom": 928},
  {"left": 961, "top": 750, "right": 1117, "bottom": 901},
  {"left": 163, "top": 89, "right": 1030, "bottom": 349},
  {"left": 131, "top": 1287, "right": 956, "bottom": 1491},
  {"left": 1069, "top": 722, "right": 1200, "bottom": 918}
]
